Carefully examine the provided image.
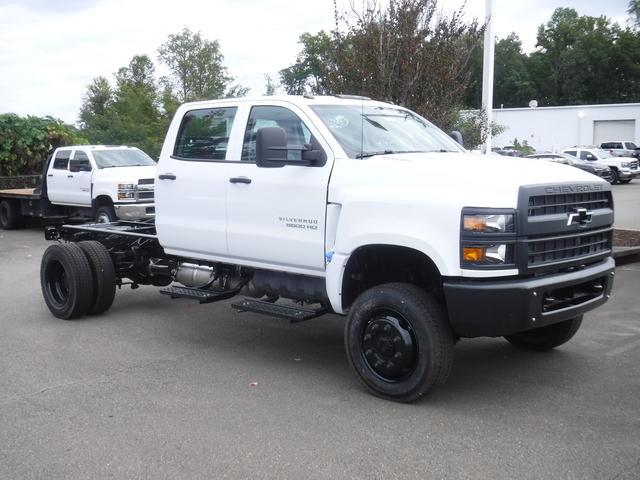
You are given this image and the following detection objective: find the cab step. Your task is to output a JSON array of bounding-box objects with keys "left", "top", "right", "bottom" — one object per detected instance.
[
  {"left": 231, "top": 298, "right": 327, "bottom": 323},
  {"left": 159, "top": 285, "right": 236, "bottom": 304}
]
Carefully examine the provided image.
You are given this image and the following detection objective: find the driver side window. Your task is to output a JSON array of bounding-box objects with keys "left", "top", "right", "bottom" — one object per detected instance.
[
  {"left": 173, "top": 107, "right": 237, "bottom": 161},
  {"left": 241, "top": 106, "right": 312, "bottom": 162}
]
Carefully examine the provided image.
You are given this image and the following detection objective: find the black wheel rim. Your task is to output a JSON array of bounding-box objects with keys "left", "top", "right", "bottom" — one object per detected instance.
[
  {"left": 44, "top": 259, "right": 69, "bottom": 308},
  {"left": 360, "top": 309, "right": 418, "bottom": 382}
]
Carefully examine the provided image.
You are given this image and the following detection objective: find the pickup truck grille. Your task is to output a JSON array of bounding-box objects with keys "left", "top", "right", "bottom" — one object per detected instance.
[
  {"left": 518, "top": 184, "right": 614, "bottom": 273},
  {"left": 138, "top": 178, "right": 155, "bottom": 185},
  {"left": 630, "top": 160, "right": 638, "bottom": 170},
  {"left": 527, "top": 228, "right": 612, "bottom": 267},
  {"left": 527, "top": 191, "right": 611, "bottom": 217}
]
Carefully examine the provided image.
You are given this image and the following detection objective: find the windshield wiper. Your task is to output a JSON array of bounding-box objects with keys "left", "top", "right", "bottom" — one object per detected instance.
[{"left": 355, "top": 150, "right": 426, "bottom": 159}]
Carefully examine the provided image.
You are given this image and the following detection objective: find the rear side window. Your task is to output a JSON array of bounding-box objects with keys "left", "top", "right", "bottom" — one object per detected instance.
[
  {"left": 173, "top": 107, "right": 237, "bottom": 160},
  {"left": 600, "top": 142, "right": 612, "bottom": 149},
  {"left": 564, "top": 150, "right": 577, "bottom": 157},
  {"left": 52, "top": 149, "right": 71, "bottom": 169}
]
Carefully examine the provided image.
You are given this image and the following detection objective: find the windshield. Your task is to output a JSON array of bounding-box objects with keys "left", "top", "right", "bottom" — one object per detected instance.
[
  {"left": 625, "top": 142, "right": 637, "bottom": 149},
  {"left": 592, "top": 149, "right": 613, "bottom": 159},
  {"left": 92, "top": 149, "right": 156, "bottom": 168},
  {"left": 310, "top": 104, "right": 463, "bottom": 158}
]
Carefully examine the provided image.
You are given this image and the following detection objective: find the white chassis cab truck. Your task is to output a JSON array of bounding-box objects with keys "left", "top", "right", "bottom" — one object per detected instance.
[
  {"left": 39, "top": 96, "right": 615, "bottom": 402},
  {"left": 0, "top": 145, "right": 157, "bottom": 229}
]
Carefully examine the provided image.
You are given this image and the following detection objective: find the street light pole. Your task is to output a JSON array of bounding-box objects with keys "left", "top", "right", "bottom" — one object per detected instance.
[{"left": 481, "top": 0, "right": 495, "bottom": 154}]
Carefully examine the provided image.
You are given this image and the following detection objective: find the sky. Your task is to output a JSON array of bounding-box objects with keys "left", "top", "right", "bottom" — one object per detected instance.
[{"left": 0, "top": 0, "right": 630, "bottom": 124}]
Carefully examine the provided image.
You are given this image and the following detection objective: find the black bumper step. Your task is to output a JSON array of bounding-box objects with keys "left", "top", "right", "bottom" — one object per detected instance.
[
  {"left": 160, "top": 285, "right": 236, "bottom": 304},
  {"left": 231, "top": 298, "right": 327, "bottom": 323}
]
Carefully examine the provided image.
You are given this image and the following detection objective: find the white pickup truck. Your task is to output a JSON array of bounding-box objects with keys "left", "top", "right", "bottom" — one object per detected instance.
[
  {"left": 39, "top": 96, "right": 615, "bottom": 402},
  {"left": 0, "top": 145, "right": 156, "bottom": 229}
]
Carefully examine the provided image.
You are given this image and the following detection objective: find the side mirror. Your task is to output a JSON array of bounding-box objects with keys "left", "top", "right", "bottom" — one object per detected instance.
[
  {"left": 256, "top": 127, "right": 287, "bottom": 168},
  {"left": 255, "top": 127, "right": 325, "bottom": 167},
  {"left": 449, "top": 130, "right": 464, "bottom": 147},
  {"left": 69, "top": 159, "right": 91, "bottom": 172},
  {"left": 586, "top": 154, "right": 596, "bottom": 161}
]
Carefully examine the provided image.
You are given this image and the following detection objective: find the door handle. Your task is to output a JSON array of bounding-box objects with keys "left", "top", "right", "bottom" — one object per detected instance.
[
  {"left": 159, "top": 174, "right": 176, "bottom": 180},
  {"left": 47, "top": 174, "right": 53, "bottom": 177},
  {"left": 67, "top": 175, "right": 73, "bottom": 178},
  {"left": 229, "top": 176, "right": 251, "bottom": 184}
]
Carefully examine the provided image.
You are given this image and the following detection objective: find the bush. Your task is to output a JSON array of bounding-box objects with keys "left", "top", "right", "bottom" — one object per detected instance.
[{"left": 0, "top": 114, "right": 87, "bottom": 176}]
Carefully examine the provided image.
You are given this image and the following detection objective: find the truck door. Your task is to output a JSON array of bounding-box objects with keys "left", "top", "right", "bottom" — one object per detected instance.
[
  {"left": 155, "top": 104, "right": 239, "bottom": 258},
  {"left": 225, "top": 104, "right": 333, "bottom": 274},
  {"left": 66, "top": 149, "right": 93, "bottom": 205},
  {"left": 46, "top": 149, "right": 72, "bottom": 204}
]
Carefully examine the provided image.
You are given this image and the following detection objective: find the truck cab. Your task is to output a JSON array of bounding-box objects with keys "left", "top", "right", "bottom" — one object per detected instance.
[{"left": 46, "top": 145, "right": 157, "bottom": 221}]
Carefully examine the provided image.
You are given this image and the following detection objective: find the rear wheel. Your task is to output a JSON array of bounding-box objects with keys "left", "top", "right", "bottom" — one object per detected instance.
[
  {"left": 344, "top": 283, "right": 454, "bottom": 403},
  {"left": 96, "top": 205, "right": 116, "bottom": 223},
  {"left": 0, "top": 199, "right": 23, "bottom": 230},
  {"left": 78, "top": 241, "right": 116, "bottom": 315},
  {"left": 504, "top": 316, "right": 583, "bottom": 351},
  {"left": 40, "top": 243, "right": 95, "bottom": 319}
]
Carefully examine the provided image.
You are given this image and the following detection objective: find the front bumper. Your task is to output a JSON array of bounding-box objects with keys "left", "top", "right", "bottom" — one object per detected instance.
[
  {"left": 619, "top": 168, "right": 639, "bottom": 179},
  {"left": 443, "top": 257, "right": 615, "bottom": 337},
  {"left": 113, "top": 202, "right": 155, "bottom": 220}
]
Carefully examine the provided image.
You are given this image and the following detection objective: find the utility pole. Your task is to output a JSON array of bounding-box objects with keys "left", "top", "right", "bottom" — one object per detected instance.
[{"left": 481, "top": 0, "right": 495, "bottom": 154}]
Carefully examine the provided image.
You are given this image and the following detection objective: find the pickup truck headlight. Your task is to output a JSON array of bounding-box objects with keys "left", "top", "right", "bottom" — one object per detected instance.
[
  {"left": 118, "top": 183, "right": 136, "bottom": 200},
  {"left": 463, "top": 213, "right": 514, "bottom": 233},
  {"left": 461, "top": 209, "right": 516, "bottom": 268},
  {"left": 621, "top": 161, "right": 630, "bottom": 168}
]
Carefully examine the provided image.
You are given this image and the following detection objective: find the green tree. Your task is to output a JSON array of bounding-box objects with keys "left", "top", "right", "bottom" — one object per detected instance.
[
  {"left": 158, "top": 27, "right": 235, "bottom": 102},
  {"left": 628, "top": 1, "right": 640, "bottom": 27},
  {"left": 279, "top": 0, "right": 483, "bottom": 130},
  {"left": 0, "top": 114, "right": 87, "bottom": 176},
  {"left": 264, "top": 74, "right": 277, "bottom": 95}
]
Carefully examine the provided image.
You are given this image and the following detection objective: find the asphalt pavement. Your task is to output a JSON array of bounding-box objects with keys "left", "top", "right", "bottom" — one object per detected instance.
[{"left": 0, "top": 228, "right": 639, "bottom": 480}]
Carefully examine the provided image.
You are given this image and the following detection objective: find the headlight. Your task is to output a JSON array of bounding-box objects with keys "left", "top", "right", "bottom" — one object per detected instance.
[
  {"left": 118, "top": 183, "right": 135, "bottom": 200},
  {"left": 461, "top": 209, "right": 516, "bottom": 268},
  {"left": 463, "top": 213, "right": 514, "bottom": 233},
  {"left": 621, "top": 162, "right": 630, "bottom": 168}
]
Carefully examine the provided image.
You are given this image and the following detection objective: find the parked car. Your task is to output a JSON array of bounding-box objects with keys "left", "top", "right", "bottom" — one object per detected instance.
[
  {"left": 600, "top": 141, "right": 640, "bottom": 158},
  {"left": 38, "top": 95, "right": 615, "bottom": 403},
  {"left": 561, "top": 146, "right": 639, "bottom": 184},
  {"left": 527, "top": 153, "right": 614, "bottom": 184},
  {"left": 0, "top": 145, "right": 156, "bottom": 229}
]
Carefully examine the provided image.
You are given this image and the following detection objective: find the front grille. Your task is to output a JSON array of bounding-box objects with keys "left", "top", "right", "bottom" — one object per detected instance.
[
  {"left": 138, "top": 178, "right": 154, "bottom": 185},
  {"left": 527, "top": 228, "right": 612, "bottom": 267},
  {"left": 630, "top": 160, "right": 638, "bottom": 170},
  {"left": 527, "top": 191, "right": 611, "bottom": 217}
]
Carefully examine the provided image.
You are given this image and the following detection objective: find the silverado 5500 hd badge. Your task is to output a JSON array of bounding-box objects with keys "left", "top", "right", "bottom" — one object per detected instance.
[{"left": 279, "top": 216, "right": 319, "bottom": 230}]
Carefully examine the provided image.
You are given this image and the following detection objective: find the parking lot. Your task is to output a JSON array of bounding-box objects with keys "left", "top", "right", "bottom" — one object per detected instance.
[
  {"left": 0, "top": 226, "right": 639, "bottom": 479},
  {"left": 613, "top": 181, "right": 640, "bottom": 230}
]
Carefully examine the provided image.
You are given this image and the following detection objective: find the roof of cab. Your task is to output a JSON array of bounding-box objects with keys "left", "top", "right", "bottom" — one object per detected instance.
[
  {"left": 55, "top": 145, "right": 137, "bottom": 151},
  {"left": 178, "top": 94, "right": 396, "bottom": 110}
]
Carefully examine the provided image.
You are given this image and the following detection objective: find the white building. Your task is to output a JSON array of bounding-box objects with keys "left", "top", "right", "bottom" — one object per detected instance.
[{"left": 488, "top": 103, "right": 640, "bottom": 152}]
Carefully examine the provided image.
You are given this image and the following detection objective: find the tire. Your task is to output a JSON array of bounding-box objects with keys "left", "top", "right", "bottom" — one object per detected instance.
[
  {"left": 40, "top": 243, "right": 95, "bottom": 319},
  {"left": 0, "top": 199, "right": 23, "bottom": 230},
  {"left": 344, "top": 283, "right": 455, "bottom": 403},
  {"left": 78, "top": 241, "right": 116, "bottom": 315},
  {"left": 96, "top": 205, "right": 116, "bottom": 223},
  {"left": 610, "top": 169, "right": 619, "bottom": 184},
  {"left": 504, "top": 316, "right": 583, "bottom": 351},
  {"left": 619, "top": 179, "right": 631, "bottom": 184}
]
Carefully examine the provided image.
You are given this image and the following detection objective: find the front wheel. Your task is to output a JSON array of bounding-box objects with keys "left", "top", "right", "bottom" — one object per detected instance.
[
  {"left": 504, "top": 316, "right": 583, "bottom": 351},
  {"left": 344, "top": 283, "right": 454, "bottom": 403},
  {"left": 96, "top": 205, "right": 116, "bottom": 223},
  {"left": 610, "top": 169, "right": 619, "bottom": 184}
]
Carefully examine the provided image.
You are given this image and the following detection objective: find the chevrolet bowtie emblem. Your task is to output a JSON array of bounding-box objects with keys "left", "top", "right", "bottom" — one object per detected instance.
[{"left": 567, "top": 207, "right": 593, "bottom": 226}]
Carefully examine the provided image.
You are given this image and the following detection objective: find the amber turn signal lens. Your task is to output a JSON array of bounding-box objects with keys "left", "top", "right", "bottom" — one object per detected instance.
[
  {"left": 463, "top": 216, "right": 487, "bottom": 231},
  {"left": 463, "top": 247, "right": 486, "bottom": 262}
]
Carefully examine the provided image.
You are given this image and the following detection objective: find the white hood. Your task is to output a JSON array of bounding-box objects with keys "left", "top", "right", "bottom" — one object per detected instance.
[{"left": 94, "top": 165, "right": 157, "bottom": 183}]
